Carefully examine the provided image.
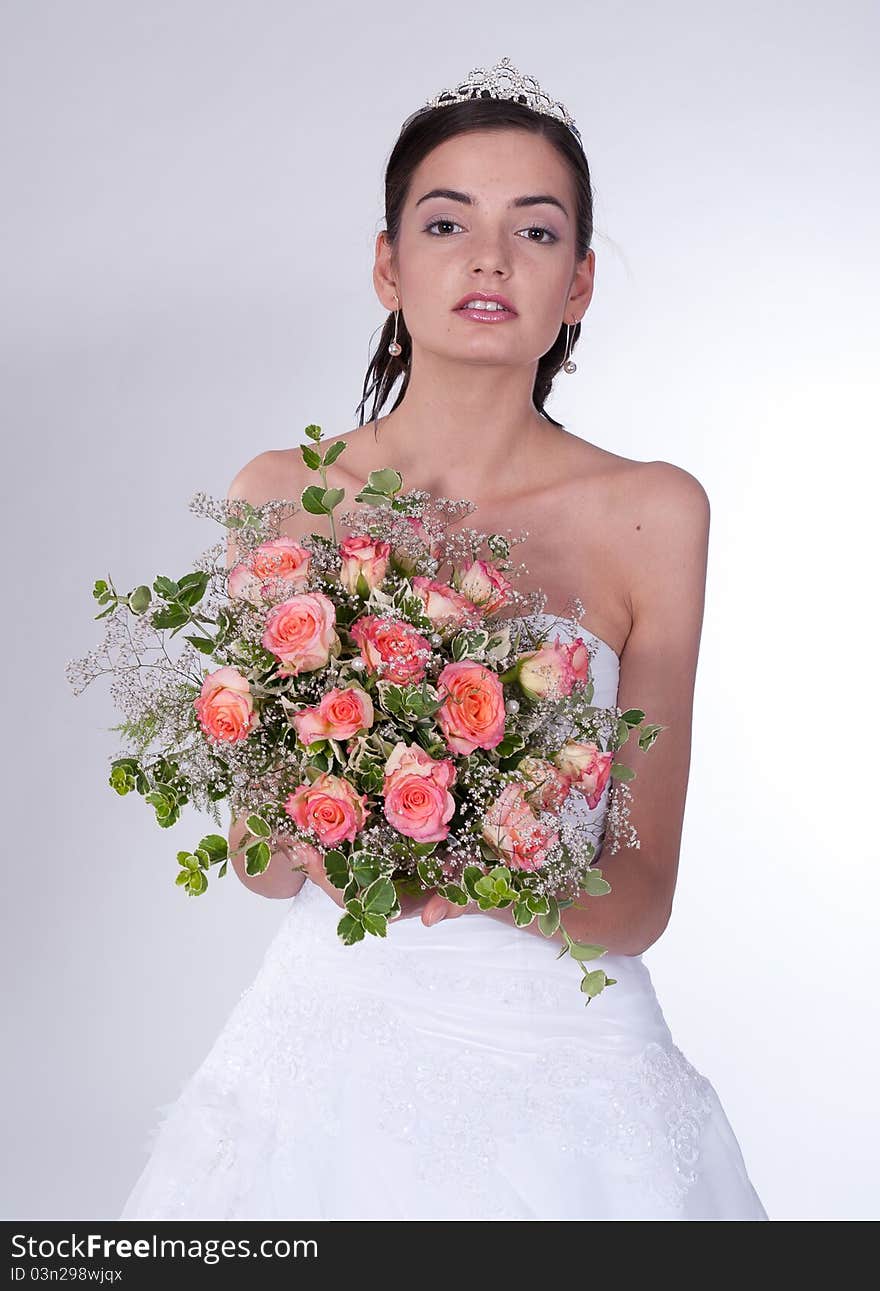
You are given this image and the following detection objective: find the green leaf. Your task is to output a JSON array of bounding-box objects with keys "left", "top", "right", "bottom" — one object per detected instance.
[
  {"left": 198, "top": 834, "right": 228, "bottom": 863},
  {"left": 176, "top": 572, "right": 210, "bottom": 608},
  {"left": 580, "top": 969, "right": 608, "bottom": 998},
  {"left": 245, "top": 840, "right": 271, "bottom": 875},
  {"left": 638, "top": 722, "right": 665, "bottom": 752},
  {"left": 153, "top": 576, "right": 179, "bottom": 600},
  {"left": 304, "top": 424, "right": 323, "bottom": 442},
  {"left": 363, "top": 877, "right": 396, "bottom": 916},
  {"left": 300, "top": 484, "right": 328, "bottom": 515},
  {"left": 609, "top": 762, "right": 635, "bottom": 782},
  {"left": 363, "top": 911, "right": 388, "bottom": 937},
  {"left": 150, "top": 605, "right": 189, "bottom": 631},
  {"left": 538, "top": 905, "right": 561, "bottom": 937},
  {"left": 462, "top": 864, "right": 485, "bottom": 898},
  {"left": 620, "top": 707, "right": 646, "bottom": 725},
  {"left": 568, "top": 941, "right": 606, "bottom": 962},
  {"left": 246, "top": 813, "right": 272, "bottom": 837},
  {"left": 351, "top": 852, "right": 380, "bottom": 888},
  {"left": 439, "top": 883, "right": 468, "bottom": 906},
  {"left": 322, "top": 487, "right": 345, "bottom": 510},
  {"left": 323, "top": 849, "right": 349, "bottom": 889},
  {"left": 323, "top": 440, "right": 346, "bottom": 466},
  {"left": 337, "top": 913, "right": 365, "bottom": 945},
  {"left": 300, "top": 444, "right": 322, "bottom": 470},
  {"left": 188, "top": 870, "right": 208, "bottom": 895},
  {"left": 583, "top": 871, "right": 612, "bottom": 897},
  {"left": 129, "top": 585, "right": 152, "bottom": 614},
  {"left": 367, "top": 468, "right": 403, "bottom": 496},
  {"left": 184, "top": 634, "right": 217, "bottom": 655}
]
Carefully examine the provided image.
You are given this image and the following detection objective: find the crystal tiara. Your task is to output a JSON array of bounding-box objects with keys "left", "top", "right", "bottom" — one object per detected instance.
[{"left": 409, "top": 56, "right": 582, "bottom": 146}]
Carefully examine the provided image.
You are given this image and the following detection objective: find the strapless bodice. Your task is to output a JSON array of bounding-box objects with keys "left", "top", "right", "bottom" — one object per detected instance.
[{"left": 508, "top": 610, "right": 621, "bottom": 708}]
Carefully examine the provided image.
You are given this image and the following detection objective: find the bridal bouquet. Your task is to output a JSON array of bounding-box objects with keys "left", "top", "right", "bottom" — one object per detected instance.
[{"left": 66, "top": 424, "right": 663, "bottom": 1003}]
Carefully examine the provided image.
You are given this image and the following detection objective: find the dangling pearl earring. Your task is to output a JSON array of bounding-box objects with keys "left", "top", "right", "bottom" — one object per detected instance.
[
  {"left": 562, "top": 321, "right": 578, "bottom": 374},
  {"left": 388, "top": 294, "right": 402, "bottom": 357}
]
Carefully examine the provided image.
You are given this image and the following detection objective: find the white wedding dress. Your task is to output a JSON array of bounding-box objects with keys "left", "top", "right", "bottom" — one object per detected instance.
[{"left": 120, "top": 613, "right": 768, "bottom": 1221}]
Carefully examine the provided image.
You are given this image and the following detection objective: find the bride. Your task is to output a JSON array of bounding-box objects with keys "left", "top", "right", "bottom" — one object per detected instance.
[{"left": 120, "top": 58, "right": 768, "bottom": 1221}]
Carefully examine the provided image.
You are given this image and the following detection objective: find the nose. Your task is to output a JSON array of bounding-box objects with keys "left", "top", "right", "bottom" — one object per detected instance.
[{"left": 466, "top": 231, "right": 511, "bottom": 278}]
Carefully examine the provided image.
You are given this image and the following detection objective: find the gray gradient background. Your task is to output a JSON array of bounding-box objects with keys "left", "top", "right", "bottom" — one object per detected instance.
[{"left": 3, "top": 1, "right": 877, "bottom": 1221}]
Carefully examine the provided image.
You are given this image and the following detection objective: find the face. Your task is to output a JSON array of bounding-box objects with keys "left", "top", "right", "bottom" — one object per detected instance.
[{"left": 374, "top": 128, "right": 594, "bottom": 369}]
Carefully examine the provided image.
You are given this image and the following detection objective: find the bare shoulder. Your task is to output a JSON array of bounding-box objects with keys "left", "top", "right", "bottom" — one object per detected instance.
[
  {"left": 619, "top": 457, "right": 711, "bottom": 661},
  {"left": 226, "top": 448, "right": 308, "bottom": 505}
]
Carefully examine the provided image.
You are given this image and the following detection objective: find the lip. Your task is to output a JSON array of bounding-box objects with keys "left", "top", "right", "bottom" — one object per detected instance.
[{"left": 453, "top": 291, "right": 518, "bottom": 318}]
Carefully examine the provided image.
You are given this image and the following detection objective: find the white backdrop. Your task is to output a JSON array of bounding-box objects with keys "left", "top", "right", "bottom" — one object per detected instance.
[{"left": 3, "top": 0, "right": 877, "bottom": 1221}]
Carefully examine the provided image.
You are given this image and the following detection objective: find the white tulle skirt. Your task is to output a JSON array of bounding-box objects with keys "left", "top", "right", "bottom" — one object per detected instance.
[{"left": 120, "top": 879, "right": 768, "bottom": 1220}]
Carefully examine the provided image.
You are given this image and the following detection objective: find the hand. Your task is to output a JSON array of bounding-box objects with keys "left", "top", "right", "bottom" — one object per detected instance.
[{"left": 300, "top": 847, "right": 470, "bottom": 927}]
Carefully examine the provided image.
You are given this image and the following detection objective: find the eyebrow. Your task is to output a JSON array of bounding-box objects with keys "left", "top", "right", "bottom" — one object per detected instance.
[{"left": 414, "top": 187, "right": 570, "bottom": 219}]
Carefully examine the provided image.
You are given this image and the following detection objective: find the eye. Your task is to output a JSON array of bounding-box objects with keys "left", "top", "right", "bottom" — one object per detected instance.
[
  {"left": 518, "top": 225, "right": 559, "bottom": 245},
  {"left": 424, "top": 218, "right": 464, "bottom": 237}
]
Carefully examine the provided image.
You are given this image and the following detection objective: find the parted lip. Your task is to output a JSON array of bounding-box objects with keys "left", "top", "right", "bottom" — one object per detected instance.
[{"left": 454, "top": 291, "right": 518, "bottom": 314}]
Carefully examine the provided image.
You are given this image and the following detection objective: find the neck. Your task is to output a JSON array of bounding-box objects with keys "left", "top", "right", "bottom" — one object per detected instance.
[{"left": 368, "top": 352, "right": 552, "bottom": 501}]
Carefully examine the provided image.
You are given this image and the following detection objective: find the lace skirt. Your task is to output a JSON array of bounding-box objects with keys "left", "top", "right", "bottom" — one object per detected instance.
[{"left": 120, "top": 879, "right": 768, "bottom": 1221}]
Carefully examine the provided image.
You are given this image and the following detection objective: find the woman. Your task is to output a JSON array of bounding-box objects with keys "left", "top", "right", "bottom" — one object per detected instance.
[{"left": 120, "top": 58, "right": 768, "bottom": 1221}]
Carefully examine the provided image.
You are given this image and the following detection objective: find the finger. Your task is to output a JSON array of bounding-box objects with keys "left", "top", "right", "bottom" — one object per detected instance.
[{"left": 422, "top": 894, "right": 459, "bottom": 926}]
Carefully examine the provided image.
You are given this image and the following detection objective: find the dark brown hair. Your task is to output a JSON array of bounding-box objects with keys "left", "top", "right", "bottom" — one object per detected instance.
[{"left": 355, "top": 97, "right": 594, "bottom": 432}]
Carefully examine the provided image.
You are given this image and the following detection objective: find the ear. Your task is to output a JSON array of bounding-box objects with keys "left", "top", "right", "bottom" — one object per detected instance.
[
  {"left": 567, "top": 246, "right": 595, "bottom": 319},
  {"left": 373, "top": 230, "right": 399, "bottom": 312}
]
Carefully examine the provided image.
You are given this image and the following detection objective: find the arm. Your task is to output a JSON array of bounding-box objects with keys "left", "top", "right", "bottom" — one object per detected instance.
[
  {"left": 478, "top": 463, "right": 712, "bottom": 956},
  {"left": 224, "top": 450, "right": 311, "bottom": 900}
]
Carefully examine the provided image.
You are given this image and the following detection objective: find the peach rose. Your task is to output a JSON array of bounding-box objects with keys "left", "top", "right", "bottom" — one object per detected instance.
[
  {"left": 228, "top": 537, "right": 311, "bottom": 605},
  {"left": 193, "top": 666, "right": 259, "bottom": 743},
  {"left": 338, "top": 534, "right": 391, "bottom": 596},
  {"left": 436, "top": 660, "right": 506, "bottom": 755},
  {"left": 453, "top": 559, "right": 514, "bottom": 615},
  {"left": 349, "top": 614, "right": 432, "bottom": 686},
  {"left": 482, "top": 782, "right": 559, "bottom": 871},
  {"left": 227, "top": 562, "right": 264, "bottom": 606},
  {"left": 291, "top": 685, "right": 374, "bottom": 747},
  {"left": 411, "top": 576, "right": 480, "bottom": 631},
  {"left": 516, "top": 754, "right": 571, "bottom": 811},
  {"left": 516, "top": 640, "right": 577, "bottom": 701},
  {"left": 262, "top": 591, "right": 339, "bottom": 678},
  {"left": 553, "top": 740, "right": 614, "bottom": 810},
  {"left": 284, "top": 771, "right": 369, "bottom": 846},
  {"left": 382, "top": 741, "right": 457, "bottom": 843}
]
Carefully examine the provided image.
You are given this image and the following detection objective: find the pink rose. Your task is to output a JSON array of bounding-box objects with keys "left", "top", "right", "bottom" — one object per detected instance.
[
  {"left": 516, "top": 640, "right": 577, "bottom": 701},
  {"left": 482, "top": 782, "right": 558, "bottom": 871},
  {"left": 553, "top": 740, "right": 614, "bottom": 810},
  {"left": 382, "top": 741, "right": 457, "bottom": 842},
  {"left": 516, "top": 755, "right": 571, "bottom": 811},
  {"left": 411, "top": 576, "right": 480, "bottom": 631},
  {"left": 291, "top": 686, "right": 374, "bottom": 747},
  {"left": 453, "top": 559, "right": 514, "bottom": 615},
  {"left": 349, "top": 614, "right": 431, "bottom": 685},
  {"left": 262, "top": 591, "right": 340, "bottom": 677},
  {"left": 566, "top": 635, "right": 591, "bottom": 684},
  {"left": 284, "top": 771, "right": 369, "bottom": 846},
  {"left": 193, "top": 666, "right": 259, "bottom": 743},
  {"left": 338, "top": 534, "right": 391, "bottom": 596},
  {"left": 436, "top": 660, "right": 506, "bottom": 754},
  {"left": 228, "top": 537, "right": 311, "bottom": 605}
]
